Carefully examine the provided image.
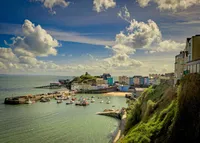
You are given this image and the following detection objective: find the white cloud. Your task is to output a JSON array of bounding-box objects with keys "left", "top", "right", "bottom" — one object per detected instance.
[
  {"left": 32, "top": 0, "right": 70, "bottom": 14},
  {"left": 93, "top": 0, "right": 116, "bottom": 12},
  {"left": 137, "top": 0, "right": 200, "bottom": 11},
  {"left": 0, "top": 48, "right": 16, "bottom": 61},
  {"left": 176, "top": 20, "right": 200, "bottom": 25},
  {"left": 0, "top": 23, "right": 115, "bottom": 47},
  {"left": 152, "top": 40, "right": 185, "bottom": 52},
  {"left": 87, "top": 54, "right": 94, "bottom": 60},
  {"left": 149, "top": 66, "right": 158, "bottom": 73},
  {"left": 14, "top": 48, "right": 35, "bottom": 57},
  {"left": 103, "top": 54, "right": 143, "bottom": 68},
  {"left": 18, "top": 56, "right": 38, "bottom": 65},
  {"left": 114, "top": 7, "right": 184, "bottom": 54},
  {"left": 48, "top": 30, "right": 114, "bottom": 46},
  {"left": 118, "top": 6, "right": 131, "bottom": 22},
  {"left": 10, "top": 20, "right": 60, "bottom": 57},
  {"left": 0, "top": 61, "right": 7, "bottom": 69}
]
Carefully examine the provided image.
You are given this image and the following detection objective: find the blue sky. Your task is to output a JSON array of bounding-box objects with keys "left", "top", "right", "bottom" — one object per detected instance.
[{"left": 0, "top": 0, "right": 200, "bottom": 76}]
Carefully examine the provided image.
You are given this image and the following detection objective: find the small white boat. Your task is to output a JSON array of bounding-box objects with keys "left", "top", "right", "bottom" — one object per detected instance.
[
  {"left": 57, "top": 100, "right": 62, "bottom": 104},
  {"left": 25, "top": 98, "right": 32, "bottom": 104},
  {"left": 100, "top": 100, "right": 104, "bottom": 103},
  {"left": 91, "top": 99, "right": 95, "bottom": 103},
  {"left": 106, "top": 101, "right": 110, "bottom": 104}
]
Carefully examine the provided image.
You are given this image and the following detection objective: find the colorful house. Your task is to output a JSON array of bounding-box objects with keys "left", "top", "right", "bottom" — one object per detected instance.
[
  {"left": 133, "top": 76, "right": 142, "bottom": 86},
  {"left": 119, "top": 76, "right": 129, "bottom": 85},
  {"left": 139, "top": 77, "right": 144, "bottom": 86},
  {"left": 129, "top": 77, "right": 134, "bottom": 85},
  {"left": 107, "top": 77, "right": 114, "bottom": 86},
  {"left": 144, "top": 77, "right": 149, "bottom": 86}
]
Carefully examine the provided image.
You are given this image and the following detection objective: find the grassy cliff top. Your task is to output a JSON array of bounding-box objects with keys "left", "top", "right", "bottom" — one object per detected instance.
[{"left": 119, "top": 73, "right": 200, "bottom": 143}]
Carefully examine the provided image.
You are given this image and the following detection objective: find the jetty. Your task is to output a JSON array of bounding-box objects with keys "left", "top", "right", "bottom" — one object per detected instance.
[
  {"left": 96, "top": 109, "right": 121, "bottom": 119},
  {"left": 4, "top": 91, "right": 72, "bottom": 105},
  {"left": 96, "top": 108, "right": 127, "bottom": 143}
]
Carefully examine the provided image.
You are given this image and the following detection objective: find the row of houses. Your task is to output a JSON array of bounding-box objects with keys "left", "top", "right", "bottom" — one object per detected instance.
[
  {"left": 175, "top": 35, "right": 200, "bottom": 83},
  {"left": 71, "top": 72, "right": 175, "bottom": 91}
]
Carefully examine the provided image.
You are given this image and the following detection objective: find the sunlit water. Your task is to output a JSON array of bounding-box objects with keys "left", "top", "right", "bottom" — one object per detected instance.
[{"left": 0, "top": 75, "right": 127, "bottom": 143}]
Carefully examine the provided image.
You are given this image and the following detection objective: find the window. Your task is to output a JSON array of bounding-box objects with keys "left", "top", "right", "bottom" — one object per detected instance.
[
  {"left": 197, "top": 64, "right": 200, "bottom": 73},
  {"left": 190, "top": 65, "right": 193, "bottom": 73},
  {"left": 193, "top": 64, "right": 197, "bottom": 73}
]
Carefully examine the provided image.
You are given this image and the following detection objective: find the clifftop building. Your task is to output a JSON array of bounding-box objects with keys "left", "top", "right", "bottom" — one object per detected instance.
[
  {"left": 119, "top": 76, "right": 129, "bottom": 85},
  {"left": 185, "top": 35, "right": 200, "bottom": 74}
]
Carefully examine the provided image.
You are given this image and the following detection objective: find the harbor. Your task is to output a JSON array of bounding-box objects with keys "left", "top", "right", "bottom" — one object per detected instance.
[
  {"left": 0, "top": 75, "right": 127, "bottom": 143},
  {"left": 1, "top": 74, "right": 143, "bottom": 143}
]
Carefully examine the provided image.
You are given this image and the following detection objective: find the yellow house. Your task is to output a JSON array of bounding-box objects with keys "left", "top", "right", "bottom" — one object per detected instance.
[{"left": 185, "top": 35, "right": 200, "bottom": 74}]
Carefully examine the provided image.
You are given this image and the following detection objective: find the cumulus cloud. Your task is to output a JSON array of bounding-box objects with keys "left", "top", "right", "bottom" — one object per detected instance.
[
  {"left": 118, "top": 6, "right": 131, "bottom": 22},
  {"left": 0, "top": 20, "right": 61, "bottom": 73},
  {"left": 31, "top": 0, "right": 70, "bottom": 14},
  {"left": 151, "top": 40, "right": 185, "bottom": 52},
  {"left": 10, "top": 20, "right": 59, "bottom": 57},
  {"left": 137, "top": 0, "right": 200, "bottom": 11},
  {"left": 0, "top": 48, "right": 17, "bottom": 61},
  {"left": 93, "top": 0, "right": 116, "bottom": 12},
  {"left": 115, "top": 7, "right": 184, "bottom": 54},
  {"left": 0, "top": 61, "right": 7, "bottom": 69},
  {"left": 103, "top": 54, "right": 143, "bottom": 68}
]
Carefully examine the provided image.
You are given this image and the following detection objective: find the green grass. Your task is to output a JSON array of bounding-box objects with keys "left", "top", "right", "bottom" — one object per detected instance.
[{"left": 119, "top": 73, "right": 200, "bottom": 143}]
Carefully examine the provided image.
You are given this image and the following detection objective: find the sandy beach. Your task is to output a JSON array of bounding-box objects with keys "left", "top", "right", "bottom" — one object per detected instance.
[{"left": 103, "top": 92, "right": 132, "bottom": 96}]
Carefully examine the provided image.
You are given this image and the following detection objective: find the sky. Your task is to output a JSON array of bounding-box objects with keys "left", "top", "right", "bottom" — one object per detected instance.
[{"left": 0, "top": 0, "right": 200, "bottom": 76}]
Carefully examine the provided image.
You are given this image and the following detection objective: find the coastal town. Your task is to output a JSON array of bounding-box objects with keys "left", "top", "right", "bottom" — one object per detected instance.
[{"left": 4, "top": 35, "right": 200, "bottom": 106}]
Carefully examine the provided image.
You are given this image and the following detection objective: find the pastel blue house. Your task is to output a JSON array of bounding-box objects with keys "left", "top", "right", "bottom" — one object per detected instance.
[
  {"left": 107, "top": 77, "right": 114, "bottom": 86},
  {"left": 139, "top": 77, "right": 144, "bottom": 85},
  {"left": 144, "top": 77, "right": 149, "bottom": 85},
  {"left": 129, "top": 77, "right": 134, "bottom": 85}
]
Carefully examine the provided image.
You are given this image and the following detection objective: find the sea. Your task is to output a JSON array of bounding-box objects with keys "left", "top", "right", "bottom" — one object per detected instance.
[{"left": 0, "top": 75, "right": 127, "bottom": 143}]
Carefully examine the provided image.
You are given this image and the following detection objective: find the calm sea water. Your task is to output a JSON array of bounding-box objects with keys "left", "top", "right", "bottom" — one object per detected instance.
[{"left": 0, "top": 75, "right": 127, "bottom": 143}]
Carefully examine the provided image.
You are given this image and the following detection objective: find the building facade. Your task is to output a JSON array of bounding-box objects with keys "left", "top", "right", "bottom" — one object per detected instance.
[
  {"left": 96, "top": 78, "right": 107, "bottom": 85},
  {"left": 107, "top": 77, "right": 114, "bottom": 86},
  {"left": 139, "top": 77, "right": 144, "bottom": 86},
  {"left": 119, "top": 76, "right": 129, "bottom": 85},
  {"left": 185, "top": 35, "right": 200, "bottom": 74},
  {"left": 144, "top": 77, "right": 149, "bottom": 86},
  {"left": 129, "top": 77, "right": 134, "bottom": 85},
  {"left": 133, "top": 76, "right": 141, "bottom": 86},
  {"left": 175, "top": 51, "right": 186, "bottom": 82}
]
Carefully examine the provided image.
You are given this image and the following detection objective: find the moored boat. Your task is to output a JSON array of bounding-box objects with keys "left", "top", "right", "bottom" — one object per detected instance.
[
  {"left": 57, "top": 100, "right": 62, "bottom": 104},
  {"left": 91, "top": 99, "right": 95, "bottom": 103},
  {"left": 106, "top": 101, "right": 110, "bottom": 104}
]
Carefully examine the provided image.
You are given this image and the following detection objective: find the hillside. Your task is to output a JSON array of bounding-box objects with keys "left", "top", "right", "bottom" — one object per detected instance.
[
  {"left": 119, "top": 73, "right": 200, "bottom": 143},
  {"left": 71, "top": 72, "right": 97, "bottom": 84}
]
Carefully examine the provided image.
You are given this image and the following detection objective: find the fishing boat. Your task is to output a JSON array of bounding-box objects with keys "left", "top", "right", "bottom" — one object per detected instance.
[
  {"left": 57, "top": 100, "right": 62, "bottom": 104},
  {"left": 82, "top": 100, "right": 89, "bottom": 106},
  {"left": 106, "top": 101, "right": 110, "bottom": 104},
  {"left": 91, "top": 99, "right": 95, "bottom": 103},
  {"left": 100, "top": 100, "right": 104, "bottom": 103}
]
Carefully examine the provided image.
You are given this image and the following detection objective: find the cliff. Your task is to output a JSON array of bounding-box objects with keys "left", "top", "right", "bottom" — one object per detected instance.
[{"left": 119, "top": 73, "right": 200, "bottom": 143}]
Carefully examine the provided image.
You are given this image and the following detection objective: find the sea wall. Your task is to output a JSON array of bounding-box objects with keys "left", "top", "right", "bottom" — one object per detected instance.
[{"left": 4, "top": 91, "right": 70, "bottom": 105}]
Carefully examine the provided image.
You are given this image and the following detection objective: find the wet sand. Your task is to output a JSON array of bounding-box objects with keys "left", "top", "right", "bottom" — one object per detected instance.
[{"left": 103, "top": 92, "right": 132, "bottom": 96}]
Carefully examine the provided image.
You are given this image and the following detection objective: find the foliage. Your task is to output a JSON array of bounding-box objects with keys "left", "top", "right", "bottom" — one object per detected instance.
[
  {"left": 119, "top": 73, "right": 200, "bottom": 143},
  {"left": 71, "top": 72, "right": 97, "bottom": 84}
]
